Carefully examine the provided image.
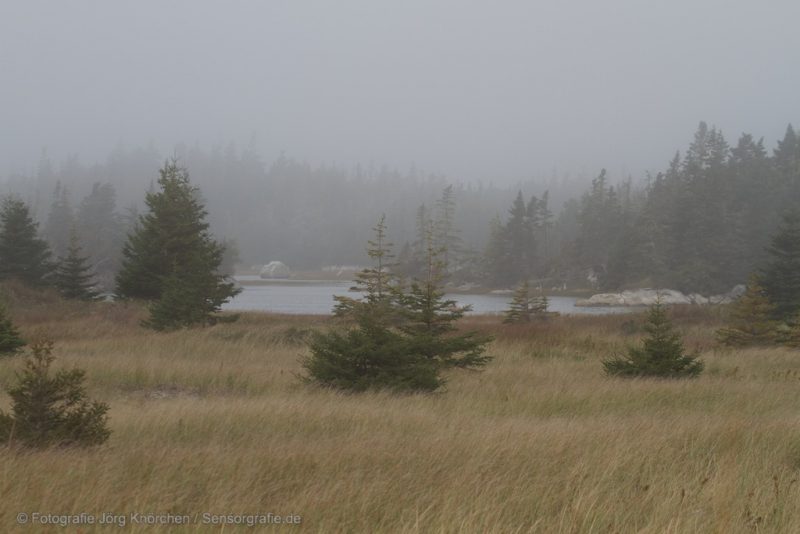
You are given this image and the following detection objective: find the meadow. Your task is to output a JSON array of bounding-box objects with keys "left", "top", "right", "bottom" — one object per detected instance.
[{"left": 2, "top": 285, "right": 800, "bottom": 533}]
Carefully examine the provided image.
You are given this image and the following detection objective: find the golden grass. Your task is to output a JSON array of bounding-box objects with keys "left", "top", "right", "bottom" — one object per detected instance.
[{"left": 1, "top": 292, "right": 800, "bottom": 532}]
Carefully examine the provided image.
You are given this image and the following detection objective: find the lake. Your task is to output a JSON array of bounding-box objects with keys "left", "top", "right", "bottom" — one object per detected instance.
[{"left": 223, "top": 278, "right": 632, "bottom": 316}]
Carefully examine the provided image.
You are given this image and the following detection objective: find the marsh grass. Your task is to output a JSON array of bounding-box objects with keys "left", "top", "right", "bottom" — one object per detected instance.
[{"left": 1, "top": 290, "right": 800, "bottom": 532}]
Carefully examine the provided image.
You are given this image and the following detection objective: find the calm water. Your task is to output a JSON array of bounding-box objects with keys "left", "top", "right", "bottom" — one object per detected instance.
[{"left": 223, "top": 278, "right": 632, "bottom": 315}]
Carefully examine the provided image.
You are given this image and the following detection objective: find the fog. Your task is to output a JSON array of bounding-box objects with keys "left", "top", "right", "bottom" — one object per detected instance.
[{"left": 2, "top": 0, "right": 798, "bottom": 182}]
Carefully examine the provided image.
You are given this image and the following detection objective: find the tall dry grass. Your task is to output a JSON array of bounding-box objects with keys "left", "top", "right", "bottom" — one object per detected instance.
[{"left": 1, "top": 286, "right": 799, "bottom": 532}]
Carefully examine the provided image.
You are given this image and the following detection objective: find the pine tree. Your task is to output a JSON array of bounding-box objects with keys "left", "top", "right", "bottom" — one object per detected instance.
[
  {"left": 115, "top": 160, "right": 240, "bottom": 329},
  {"left": 604, "top": 299, "right": 703, "bottom": 378},
  {"left": 0, "top": 341, "right": 110, "bottom": 448},
  {"left": 398, "top": 225, "right": 492, "bottom": 369},
  {"left": 716, "top": 275, "right": 777, "bottom": 346},
  {"left": 0, "top": 197, "right": 53, "bottom": 286},
  {"left": 503, "top": 280, "right": 548, "bottom": 323},
  {"left": 0, "top": 304, "right": 25, "bottom": 356},
  {"left": 761, "top": 210, "right": 800, "bottom": 321},
  {"left": 53, "top": 231, "right": 101, "bottom": 301}
]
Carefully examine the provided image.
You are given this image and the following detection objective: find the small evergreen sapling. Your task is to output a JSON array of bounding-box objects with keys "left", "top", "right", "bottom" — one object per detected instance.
[
  {"left": 0, "top": 341, "right": 110, "bottom": 448},
  {"left": 716, "top": 275, "right": 777, "bottom": 346},
  {"left": 306, "top": 217, "right": 440, "bottom": 392},
  {"left": 604, "top": 299, "right": 703, "bottom": 378},
  {"left": 0, "top": 303, "right": 25, "bottom": 356},
  {"left": 503, "top": 280, "right": 549, "bottom": 323}
]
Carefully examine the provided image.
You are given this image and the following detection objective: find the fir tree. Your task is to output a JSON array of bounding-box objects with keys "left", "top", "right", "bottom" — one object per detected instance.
[
  {"left": 716, "top": 275, "right": 777, "bottom": 346},
  {"left": 0, "top": 304, "right": 25, "bottom": 356},
  {"left": 604, "top": 299, "right": 703, "bottom": 378},
  {"left": 761, "top": 210, "right": 800, "bottom": 321},
  {"left": 0, "top": 197, "right": 53, "bottom": 286},
  {"left": 503, "top": 280, "right": 548, "bottom": 323},
  {"left": 53, "top": 231, "right": 101, "bottom": 301},
  {"left": 0, "top": 341, "right": 110, "bottom": 448},
  {"left": 115, "top": 160, "right": 240, "bottom": 329}
]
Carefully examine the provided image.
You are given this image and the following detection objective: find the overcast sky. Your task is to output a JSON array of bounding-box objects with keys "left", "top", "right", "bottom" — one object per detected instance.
[{"left": 1, "top": 0, "right": 798, "bottom": 182}]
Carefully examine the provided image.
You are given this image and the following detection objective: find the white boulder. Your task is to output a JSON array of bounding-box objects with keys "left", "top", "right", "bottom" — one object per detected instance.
[
  {"left": 575, "top": 288, "right": 691, "bottom": 307},
  {"left": 259, "top": 261, "right": 291, "bottom": 279}
]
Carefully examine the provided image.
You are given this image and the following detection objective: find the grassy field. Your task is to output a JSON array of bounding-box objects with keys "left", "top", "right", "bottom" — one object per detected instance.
[{"left": 2, "top": 285, "right": 800, "bottom": 533}]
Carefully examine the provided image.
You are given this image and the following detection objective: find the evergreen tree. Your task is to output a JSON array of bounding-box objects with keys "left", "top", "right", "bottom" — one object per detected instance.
[
  {"left": 306, "top": 217, "right": 440, "bottom": 392},
  {"left": 398, "top": 226, "right": 492, "bottom": 369},
  {"left": 333, "top": 214, "right": 398, "bottom": 320},
  {"left": 53, "top": 231, "right": 101, "bottom": 301},
  {"left": 503, "top": 280, "right": 548, "bottom": 323},
  {"left": 115, "top": 160, "right": 240, "bottom": 329},
  {"left": 761, "top": 210, "right": 800, "bottom": 321},
  {"left": 303, "top": 314, "right": 440, "bottom": 393},
  {"left": 784, "top": 313, "right": 800, "bottom": 349},
  {"left": 76, "top": 183, "right": 124, "bottom": 288},
  {"left": 434, "top": 185, "right": 462, "bottom": 273},
  {"left": 43, "top": 182, "right": 75, "bottom": 259},
  {"left": 604, "top": 299, "right": 703, "bottom": 378},
  {"left": 716, "top": 275, "right": 777, "bottom": 346},
  {"left": 0, "top": 341, "right": 110, "bottom": 448},
  {"left": 0, "top": 304, "right": 25, "bottom": 356},
  {"left": 0, "top": 197, "right": 53, "bottom": 286}
]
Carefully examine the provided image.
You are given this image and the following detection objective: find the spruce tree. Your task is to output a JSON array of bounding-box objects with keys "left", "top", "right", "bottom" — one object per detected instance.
[
  {"left": 0, "top": 304, "right": 25, "bottom": 356},
  {"left": 0, "top": 341, "right": 110, "bottom": 448},
  {"left": 604, "top": 299, "right": 703, "bottom": 378},
  {"left": 784, "top": 313, "right": 800, "bottom": 349},
  {"left": 53, "top": 231, "right": 101, "bottom": 301},
  {"left": 761, "top": 210, "right": 800, "bottom": 321},
  {"left": 398, "top": 225, "right": 492, "bottom": 369},
  {"left": 0, "top": 197, "right": 54, "bottom": 286},
  {"left": 304, "top": 314, "right": 440, "bottom": 393},
  {"left": 503, "top": 280, "right": 548, "bottom": 324},
  {"left": 43, "top": 182, "right": 75, "bottom": 259},
  {"left": 115, "top": 160, "right": 240, "bottom": 329},
  {"left": 333, "top": 214, "right": 397, "bottom": 321},
  {"left": 305, "top": 217, "right": 440, "bottom": 392},
  {"left": 716, "top": 275, "right": 777, "bottom": 346}
]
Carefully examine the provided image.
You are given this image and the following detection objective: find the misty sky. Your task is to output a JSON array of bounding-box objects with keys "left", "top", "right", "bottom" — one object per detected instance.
[{"left": 2, "top": 0, "right": 799, "bottom": 183}]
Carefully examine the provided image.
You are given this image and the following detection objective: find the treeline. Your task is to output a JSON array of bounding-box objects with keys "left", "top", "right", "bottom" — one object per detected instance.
[
  {"left": 2, "top": 145, "right": 587, "bottom": 272},
  {"left": 569, "top": 123, "right": 800, "bottom": 294},
  {"left": 481, "top": 122, "right": 800, "bottom": 294},
  {"left": 3, "top": 121, "right": 799, "bottom": 294}
]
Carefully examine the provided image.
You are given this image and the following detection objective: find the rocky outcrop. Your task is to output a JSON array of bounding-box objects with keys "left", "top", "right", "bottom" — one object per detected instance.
[
  {"left": 575, "top": 286, "right": 746, "bottom": 307},
  {"left": 259, "top": 261, "right": 291, "bottom": 279}
]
